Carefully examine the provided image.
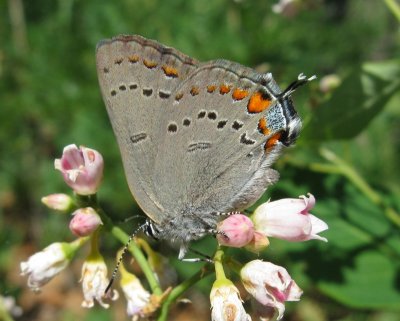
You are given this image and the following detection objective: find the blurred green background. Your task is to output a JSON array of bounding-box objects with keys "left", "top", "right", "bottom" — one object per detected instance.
[{"left": 1, "top": 0, "right": 400, "bottom": 320}]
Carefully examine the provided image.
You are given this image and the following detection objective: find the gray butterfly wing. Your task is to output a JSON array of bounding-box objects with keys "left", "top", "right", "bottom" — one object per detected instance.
[
  {"left": 96, "top": 35, "right": 199, "bottom": 223},
  {"left": 153, "top": 60, "right": 301, "bottom": 232}
]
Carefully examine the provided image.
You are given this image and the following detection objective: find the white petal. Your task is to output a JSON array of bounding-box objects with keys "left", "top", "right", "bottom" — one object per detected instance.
[{"left": 309, "top": 215, "right": 328, "bottom": 242}]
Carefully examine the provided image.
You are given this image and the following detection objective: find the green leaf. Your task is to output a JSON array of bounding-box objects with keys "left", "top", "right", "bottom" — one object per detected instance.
[
  {"left": 318, "top": 251, "right": 400, "bottom": 310},
  {"left": 302, "top": 60, "right": 400, "bottom": 142}
]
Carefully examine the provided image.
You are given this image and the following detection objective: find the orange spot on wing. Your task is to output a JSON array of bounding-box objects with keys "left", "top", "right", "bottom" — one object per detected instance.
[
  {"left": 247, "top": 91, "right": 272, "bottom": 113},
  {"left": 175, "top": 93, "right": 184, "bottom": 101},
  {"left": 258, "top": 117, "right": 270, "bottom": 136},
  {"left": 207, "top": 85, "right": 217, "bottom": 93},
  {"left": 265, "top": 132, "right": 282, "bottom": 150},
  {"left": 128, "top": 55, "right": 139, "bottom": 63},
  {"left": 219, "top": 84, "right": 231, "bottom": 95},
  {"left": 232, "top": 88, "right": 249, "bottom": 101},
  {"left": 162, "top": 65, "right": 179, "bottom": 78},
  {"left": 143, "top": 59, "right": 158, "bottom": 69},
  {"left": 190, "top": 86, "right": 200, "bottom": 96}
]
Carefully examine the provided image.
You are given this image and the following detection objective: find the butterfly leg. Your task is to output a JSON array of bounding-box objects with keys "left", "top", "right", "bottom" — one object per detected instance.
[{"left": 179, "top": 246, "right": 213, "bottom": 263}]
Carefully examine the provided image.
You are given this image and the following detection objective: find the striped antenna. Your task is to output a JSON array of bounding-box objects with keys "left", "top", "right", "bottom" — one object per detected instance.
[
  {"left": 280, "top": 73, "right": 317, "bottom": 98},
  {"left": 105, "top": 222, "right": 148, "bottom": 294}
]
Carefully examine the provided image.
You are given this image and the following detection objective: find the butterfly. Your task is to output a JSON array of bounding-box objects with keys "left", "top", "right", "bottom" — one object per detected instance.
[{"left": 96, "top": 34, "right": 314, "bottom": 258}]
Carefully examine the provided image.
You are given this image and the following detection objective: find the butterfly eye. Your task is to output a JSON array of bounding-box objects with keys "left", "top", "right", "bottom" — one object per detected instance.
[{"left": 144, "top": 222, "right": 159, "bottom": 240}]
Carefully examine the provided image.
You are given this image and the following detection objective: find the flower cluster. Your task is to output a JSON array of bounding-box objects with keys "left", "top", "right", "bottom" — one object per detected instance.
[
  {"left": 213, "top": 194, "right": 328, "bottom": 320},
  {"left": 20, "top": 144, "right": 329, "bottom": 321},
  {"left": 210, "top": 259, "right": 303, "bottom": 321},
  {"left": 20, "top": 144, "right": 154, "bottom": 320},
  {"left": 217, "top": 193, "right": 327, "bottom": 247}
]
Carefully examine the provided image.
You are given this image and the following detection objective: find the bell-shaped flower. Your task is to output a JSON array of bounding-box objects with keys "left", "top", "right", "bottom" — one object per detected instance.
[
  {"left": 55, "top": 144, "right": 103, "bottom": 195},
  {"left": 20, "top": 239, "right": 85, "bottom": 292},
  {"left": 252, "top": 193, "right": 328, "bottom": 242},
  {"left": 69, "top": 207, "right": 103, "bottom": 237},
  {"left": 241, "top": 260, "right": 302, "bottom": 320},
  {"left": 217, "top": 214, "right": 255, "bottom": 248},
  {"left": 120, "top": 261, "right": 151, "bottom": 320},
  {"left": 41, "top": 193, "right": 73, "bottom": 211},
  {"left": 211, "top": 249, "right": 251, "bottom": 321},
  {"left": 210, "top": 279, "right": 251, "bottom": 321},
  {"left": 81, "top": 255, "right": 118, "bottom": 308}
]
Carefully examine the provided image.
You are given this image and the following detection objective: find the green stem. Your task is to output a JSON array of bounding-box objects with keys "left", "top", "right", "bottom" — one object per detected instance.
[
  {"left": 81, "top": 195, "right": 162, "bottom": 295},
  {"left": 0, "top": 309, "right": 14, "bottom": 321},
  {"left": 318, "top": 148, "right": 400, "bottom": 227},
  {"left": 319, "top": 148, "right": 381, "bottom": 204},
  {"left": 109, "top": 224, "right": 162, "bottom": 295},
  {"left": 214, "top": 249, "right": 226, "bottom": 280},
  {"left": 75, "top": 193, "right": 98, "bottom": 208},
  {"left": 88, "top": 228, "right": 101, "bottom": 259},
  {"left": 157, "top": 265, "right": 214, "bottom": 321},
  {"left": 384, "top": 0, "right": 400, "bottom": 22}
]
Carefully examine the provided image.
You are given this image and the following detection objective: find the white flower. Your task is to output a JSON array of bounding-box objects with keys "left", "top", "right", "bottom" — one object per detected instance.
[
  {"left": 210, "top": 280, "right": 251, "bottom": 321},
  {"left": 20, "top": 242, "right": 71, "bottom": 292},
  {"left": 121, "top": 274, "right": 150, "bottom": 320},
  {"left": 241, "top": 260, "right": 302, "bottom": 320},
  {"left": 81, "top": 258, "right": 118, "bottom": 308},
  {"left": 0, "top": 295, "right": 23, "bottom": 317},
  {"left": 252, "top": 193, "right": 328, "bottom": 242}
]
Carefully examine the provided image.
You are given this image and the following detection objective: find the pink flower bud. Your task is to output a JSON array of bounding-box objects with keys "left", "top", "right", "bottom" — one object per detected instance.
[
  {"left": 217, "top": 214, "right": 255, "bottom": 248},
  {"left": 69, "top": 207, "right": 102, "bottom": 237},
  {"left": 41, "top": 193, "right": 73, "bottom": 211},
  {"left": 252, "top": 193, "right": 328, "bottom": 242},
  {"left": 55, "top": 144, "right": 103, "bottom": 195}
]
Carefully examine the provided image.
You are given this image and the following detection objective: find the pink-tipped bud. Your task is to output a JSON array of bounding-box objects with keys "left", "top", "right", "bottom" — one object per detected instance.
[
  {"left": 55, "top": 144, "right": 104, "bottom": 195},
  {"left": 41, "top": 193, "right": 73, "bottom": 211},
  {"left": 69, "top": 207, "right": 102, "bottom": 237},
  {"left": 217, "top": 214, "right": 255, "bottom": 248}
]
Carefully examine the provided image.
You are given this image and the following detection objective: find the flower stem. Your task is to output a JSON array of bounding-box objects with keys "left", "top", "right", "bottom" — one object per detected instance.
[
  {"left": 0, "top": 308, "right": 14, "bottom": 321},
  {"left": 318, "top": 147, "right": 400, "bottom": 227},
  {"left": 214, "top": 249, "right": 226, "bottom": 280},
  {"left": 90, "top": 201, "right": 162, "bottom": 295},
  {"left": 384, "top": 0, "right": 400, "bottom": 21},
  {"left": 109, "top": 224, "right": 162, "bottom": 295},
  {"left": 157, "top": 264, "right": 214, "bottom": 321}
]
